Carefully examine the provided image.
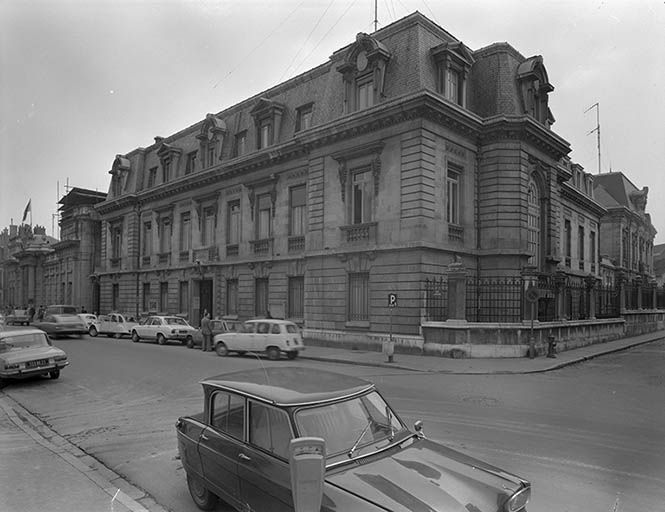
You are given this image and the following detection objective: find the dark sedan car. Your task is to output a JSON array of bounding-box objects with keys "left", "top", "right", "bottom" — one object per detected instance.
[
  {"left": 34, "top": 313, "right": 87, "bottom": 338},
  {"left": 176, "top": 367, "right": 530, "bottom": 512}
]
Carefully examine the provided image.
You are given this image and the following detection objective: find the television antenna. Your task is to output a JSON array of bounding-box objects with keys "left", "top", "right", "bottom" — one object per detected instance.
[{"left": 585, "top": 102, "right": 601, "bottom": 174}]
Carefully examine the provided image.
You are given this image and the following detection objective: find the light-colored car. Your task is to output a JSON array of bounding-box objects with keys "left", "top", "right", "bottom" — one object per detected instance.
[
  {"left": 187, "top": 319, "right": 240, "bottom": 349},
  {"left": 0, "top": 328, "right": 69, "bottom": 381},
  {"left": 33, "top": 314, "right": 88, "bottom": 338},
  {"left": 212, "top": 318, "right": 304, "bottom": 360},
  {"left": 89, "top": 313, "right": 137, "bottom": 338},
  {"left": 6, "top": 309, "right": 31, "bottom": 326},
  {"left": 79, "top": 314, "right": 98, "bottom": 330},
  {"left": 45, "top": 305, "right": 79, "bottom": 316},
  {"left": 130, "top": 315, "right": 198, "bottom": 345}
]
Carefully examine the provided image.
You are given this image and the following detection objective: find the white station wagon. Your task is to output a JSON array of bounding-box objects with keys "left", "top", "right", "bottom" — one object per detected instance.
[
  {"left": 131, "top": 316, "right": 198, "bottom": 345},
  {"left": 212, "top": 319, "right": 304, "bottom": 360}
]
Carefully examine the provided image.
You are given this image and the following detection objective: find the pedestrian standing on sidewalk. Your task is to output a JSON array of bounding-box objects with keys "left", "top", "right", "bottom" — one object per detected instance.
[{"left": 201, "top": 312, "right": 212, "bottom": 352}]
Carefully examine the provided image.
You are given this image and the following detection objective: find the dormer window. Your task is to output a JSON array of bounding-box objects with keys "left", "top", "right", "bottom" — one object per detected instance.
[
  {"left": 155, "top": 139, "right": 182, "bottom": 184},
  {"left": 234, "top": 130, "right": 247, "bottom": 157},
  {"left": 196, "top": 114, "right": 227, "bottom": 169},
  {"left": 108, "top": 155, "right": 131, "bottom": 198},
  {"left": 250, "top": 98, "right": 285, "bottom": 150},
  {"left": 430, "top": 41, "right": 474, "bottom": 108},
  {"left": 185, "top": 151, "right": 197, "bottom": 175},
  {"left": 517, "top": 56, "right": 555, "bottom": 127},
  {"left": 295, "top": 103, "right": 313, "bottom": 132},
  {"left": 337, "top": 33, "right": 391, "bottom": 114}
]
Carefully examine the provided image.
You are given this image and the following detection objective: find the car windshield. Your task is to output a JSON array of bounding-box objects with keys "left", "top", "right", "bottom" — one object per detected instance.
[
  {"left": 286, "top": 324, "right": 299, "bottom": 334},
  {"left": 0, "top": 332, "right": 51, "bottom": 351},
  {"left": 295, "top": 391, "right": 404, "bottom": 457},
  {"left": 165, "top": 317, "right": 188, "bottom": 326}
]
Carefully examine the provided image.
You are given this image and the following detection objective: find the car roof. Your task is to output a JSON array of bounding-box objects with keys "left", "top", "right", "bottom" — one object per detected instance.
[
  {"left": 201, "top": 367, "right": 374, "bottom": 407},
  {"left": 245, "top": 319, "right": 295, "bottom": 325},
  {"left": 0, "top": 328, "right": 48, "bottom": 339}
]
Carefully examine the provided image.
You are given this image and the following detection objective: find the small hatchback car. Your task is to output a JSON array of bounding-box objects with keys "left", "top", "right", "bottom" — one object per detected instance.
[
  {"left": 0, "top": 328, "right": 69, "bottom": 381},
  {"left": 131, "top": 315, "right": 198, "bottom": 345},
  {"left": 212, "top": 319, "right": 304, "bottom": 360},
  {"left": 176, "top": 367, "right": 530, "bottom": 512}
]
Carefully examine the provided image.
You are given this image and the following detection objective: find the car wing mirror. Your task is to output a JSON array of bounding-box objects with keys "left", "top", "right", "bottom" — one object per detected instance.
[
  {"left": 289, "top": 437, "right": 325, "bottom": 512},
  {"left": 414, "top": 420, "right": 426, "bottom": 438}
]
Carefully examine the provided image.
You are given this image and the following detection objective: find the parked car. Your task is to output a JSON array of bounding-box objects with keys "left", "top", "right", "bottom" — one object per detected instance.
[
  {"left": 130, "top": 316, "right": 198, "bottom": 345},
  {"left": 0, "top": 328, "right": 69, "bottom": 381},
  {"left": 6, "top": 309, "right": 31, "bottom": 326},
  {"left": 45, "top": 304, "right": 79, "bottom": 316},
  {"left": 176, "top": 367, "right": 531, "bottom": 512},
  {"left": 89, "top": 313, "right": 137, "bottom": 338},
  {"left": 187, "top": 319, "right": 240, "bottom": 349},
  {"left": 33, "top": 313, "right": 88, "bottom": 338},
  {"left": 212, "top": 319, "right": 304, "bottom": 360},
  {"left": 79, "top": 314, "right": 98, "bottom": 330}
]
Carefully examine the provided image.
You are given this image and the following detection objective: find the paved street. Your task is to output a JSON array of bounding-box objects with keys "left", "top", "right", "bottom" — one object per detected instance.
[{"left": 1, "top": 334, "right": 664, "bottom": 512}]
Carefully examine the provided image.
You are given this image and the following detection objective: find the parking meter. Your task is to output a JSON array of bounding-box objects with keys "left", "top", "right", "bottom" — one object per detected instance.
[{"left": 289, "top": 437, "right": 325, "bottom": 512}]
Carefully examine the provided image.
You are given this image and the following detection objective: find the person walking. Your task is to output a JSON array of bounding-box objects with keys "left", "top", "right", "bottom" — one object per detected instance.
[{"left": 201, "top": 312, "right": 212, "bottom": 352}]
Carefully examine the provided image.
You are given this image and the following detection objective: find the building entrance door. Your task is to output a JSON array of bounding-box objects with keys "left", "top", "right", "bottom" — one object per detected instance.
[{"left": 199, "top": 279, "right": 213, "bottom": 323}]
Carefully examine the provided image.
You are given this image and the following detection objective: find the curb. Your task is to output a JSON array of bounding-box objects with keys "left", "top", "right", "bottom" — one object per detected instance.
[
  {"left": 300, "top": 335, "right": 665, "bottom": 375},
  {"left": 0, "top": 395, "right": 169, "bottom": 512}
]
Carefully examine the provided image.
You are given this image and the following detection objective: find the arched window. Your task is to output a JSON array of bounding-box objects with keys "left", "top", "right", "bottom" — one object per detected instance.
[{"left": 527, "top": 178, "right": 541, "bottom": 268}]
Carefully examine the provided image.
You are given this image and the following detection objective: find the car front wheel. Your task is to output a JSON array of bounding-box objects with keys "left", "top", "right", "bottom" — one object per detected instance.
[
  {"left": 49, "top": 369, "right": 60, "bottom": 379},
  {"left": 157, "top": 333, "right": 166, "bottom": 345},
  {"left": 215, "top": 342, "right": 228, "bottom": 357},
  {"left": 131, "top": 331, "right": 140, "bottom": 343},
  {"left": 186, "top": 473, "right": 218, "bottom": 511},
  {"left": 267, "top": 346, "right": 281, "bottom": 361},
  {"left": 183, "top": 335, "right": 192, "bottom": 347},
  {"left": 89, "top": 326, "right": 98, "bottom": 337}
]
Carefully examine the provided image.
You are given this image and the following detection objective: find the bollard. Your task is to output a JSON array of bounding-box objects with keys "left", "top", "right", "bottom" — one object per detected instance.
[
  {"left": 382, "top": 339, "right": 395, "bottom": 363},
  {"left": 547, "top": 335, "right": 557, "bottom": 358}
]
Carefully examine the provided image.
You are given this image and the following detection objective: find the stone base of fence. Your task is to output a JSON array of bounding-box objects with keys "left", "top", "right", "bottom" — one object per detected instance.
[{"left": 303, "top": 328, "right": 425, "bottom": 355}]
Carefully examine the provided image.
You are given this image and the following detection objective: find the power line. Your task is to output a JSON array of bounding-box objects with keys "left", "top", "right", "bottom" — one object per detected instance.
[
  {"left": 212, "top": 0, "right": 306, "bottom": 90},
  {"left": 292, "top": 0, "right": 359, "bottom": 75},
  {"left": 279, "top": 0, "right": 337, "bottom": 82}
]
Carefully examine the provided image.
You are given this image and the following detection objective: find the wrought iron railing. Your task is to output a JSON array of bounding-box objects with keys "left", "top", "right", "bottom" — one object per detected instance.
[
  {"left": 226, "top": 244, "right": 239, "bottom": 257},
  {"left": 423, "top": 276, "right": 448, "bottom": 321},
  {"left": 596, "top": 284, "right": 620, "bottom": 318},
  {"left": 250, "top": 238, "right": 273, "bottom": 255},
  {"left": 466, "top": 276, "right": 522, "bottom": 323}
]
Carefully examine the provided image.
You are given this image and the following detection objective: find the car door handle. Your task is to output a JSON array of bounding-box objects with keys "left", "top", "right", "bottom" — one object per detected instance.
[
  {"left": 238, "top": 453, "right": 251, "bottom": 461},
  {"left": 200, "top": 433, "right": 209, "bottom": 441}
]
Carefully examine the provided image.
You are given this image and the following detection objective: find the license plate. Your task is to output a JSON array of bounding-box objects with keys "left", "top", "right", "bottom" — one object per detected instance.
[{"left": 26, "top": 359, "right": 49, "bottom": 368}]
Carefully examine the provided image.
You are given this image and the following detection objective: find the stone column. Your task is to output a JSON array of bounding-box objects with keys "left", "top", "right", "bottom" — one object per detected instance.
[
  {"left": 617, "top": 272, "right": 626, "bottom": 313},
  {"left": 446, "top": 261, "right": 467, "bottom": 321},
  {"left": 521, "top": 266, "right": 539, "bottom": 322},
  {"left": 636, "top": 276, "right": 643, "bottom": 310},
  {"left": 553, "top": 271, "right": 567, "bottom": 321}
]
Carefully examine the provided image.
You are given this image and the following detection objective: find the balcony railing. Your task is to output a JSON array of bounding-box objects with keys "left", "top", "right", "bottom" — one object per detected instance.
[
  {"left": 158, "top": 252, "right": 170, "bottom": 265},
  {"left": 250, "top": 238, "right": 273, "bottom": 255},
  {"left": 288, "top": 235, "right": 305, "bottom": 253},
  {"left": 448, "top": 224, "right": 463, "bottom": 242},
  {"left": 226, "top": 244, "right": 239, "bottom": 257},
  {"left": 141, "top": 255, "right": 151, "bottom": 266},
  {"left": 340, "top": 222, "right": 377, "bottom": 243},
  {"left": 110, "top": 257, "right": 121, "bottom": 268},
  {"left": 179, "top": 250, "right": 190, "bottom": 263}
]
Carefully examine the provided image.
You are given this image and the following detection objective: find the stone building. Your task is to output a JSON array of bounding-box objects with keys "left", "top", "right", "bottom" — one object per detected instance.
[
  {"left": 94, "top": 12, "right": 622, "bottom": 345},
  {"left": 0, "top": 188, "right": 106, "bottom": 313},
  {"left": 593, "top": 172, "right": 658, "bottom": 280}
]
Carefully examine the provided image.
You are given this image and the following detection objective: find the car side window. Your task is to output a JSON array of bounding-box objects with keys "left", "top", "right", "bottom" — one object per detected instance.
[
  {"left": 257, "top": 322, "right": 270, "bottom": 334},
  {"left": 249, "top": 401, "right": 292, "bottom": 460},
  {"left": 270, "top": 323, "right": 281, "bottom": 334},
  {"left": 211, "top": 391, "right": 245, "bottom": 440}
]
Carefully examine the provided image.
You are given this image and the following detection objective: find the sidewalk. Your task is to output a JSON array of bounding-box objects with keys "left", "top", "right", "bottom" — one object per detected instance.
[
  {"left": 0, "top": 395, "right": 168, "bottom": 512},
  {"left": 300, "top": 330, "right": 665, "bottom": 374}
]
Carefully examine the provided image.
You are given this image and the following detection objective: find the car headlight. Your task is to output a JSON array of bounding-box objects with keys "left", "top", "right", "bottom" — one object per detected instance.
[
  {"left": 54, "top": 355, "right": 67, "bottom": 362},
  {"left": 505, "top": 485, "right": 530, "bottom": 512},
  {"left": 171, "top": 329, "right": 177, "bottom": 334}
]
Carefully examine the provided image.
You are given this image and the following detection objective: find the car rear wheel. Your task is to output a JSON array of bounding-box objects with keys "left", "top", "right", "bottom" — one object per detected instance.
[
  {"left": 186, "top": 473, "right": 218, "bottom": 511},
  {"left": 89, "top": 326, "right": 98, "bottom": 337},
  {"left": 157, "top": 333, "right": 166, "bottom": 345},
  {"left": 49, "top": 369, "right": 60, "bottom": 380},
  {"left": 267, "top": 346, "right": 281, "bottom": 361},
  {"left": 131, "top": 331, "right": 140, "bottom": 343},
  {"left": 215, "top": 342, "right": 228, "bottom": 357},
  {"left": 286, "top": 351, "right": 298, "bottom": 360}
]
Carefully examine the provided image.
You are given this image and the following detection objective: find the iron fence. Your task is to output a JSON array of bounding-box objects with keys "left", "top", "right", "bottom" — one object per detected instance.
[
  {"left": 596, "top": 283, "right": 620, "bottom": 318},
  {"left": 624, "top": 282, "right": 639, "bottom": 310},
  {"left": 535, "top": 275, "right": 556, "bottom": 322},
  {"left": 423, "top": 276, "right": 448, "bottom": 321},
  {"left": 466, "top": 276, "right": 523, "bottom": 323},
  {"left": 641, "top": 283, "right": 656, "bottom": 309},
  {"left": 658, "top": 286, "right": 665, "bottom": 309},
  {"left": 565, "top": 279, "right": 589, "bottom": 320}
]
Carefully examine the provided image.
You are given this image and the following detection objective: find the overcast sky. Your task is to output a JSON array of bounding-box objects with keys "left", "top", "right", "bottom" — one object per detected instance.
[{"left": 1, "top": 0, "right": 664, "bottom": 244}]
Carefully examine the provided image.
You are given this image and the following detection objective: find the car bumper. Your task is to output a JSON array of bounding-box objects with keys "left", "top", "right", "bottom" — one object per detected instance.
[{"left": 0, "top": 361, "right": 68, "bottom": 379}]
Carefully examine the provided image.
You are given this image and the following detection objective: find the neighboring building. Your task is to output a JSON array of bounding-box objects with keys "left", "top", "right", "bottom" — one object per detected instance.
[
  {"left": 94, "top": 12, "right": 613, "bottom": 339},
  {"left": 0, "top": 224, "right": 57, "bottom": 308},
  {"left": 0, "top": 188, "right": 106, "bottom": 312},
  {"left": 43, "top": 188, "right": 107, "bottom": 312},
  {"left": 593, "top": 172, "right": 658, "bottom": 281},
  {"left": 653, "top": 243, "right": 665, "bottom": 285}
]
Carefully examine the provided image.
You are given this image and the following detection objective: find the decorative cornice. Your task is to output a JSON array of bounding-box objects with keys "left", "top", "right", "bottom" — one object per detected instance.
[{"left": 560, "top": 182, "right": 607, "bottom": 217}]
